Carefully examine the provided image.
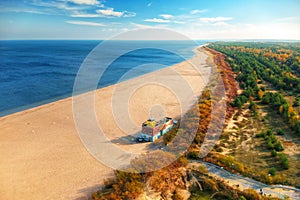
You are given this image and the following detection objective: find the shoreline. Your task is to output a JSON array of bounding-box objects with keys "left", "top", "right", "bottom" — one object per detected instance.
[
  {"left": 0, "top": 41, "right": 202, "bottom": 119},
  {"left": 0, "top": 59, "right": 193, "bottom": 119},
  {"left": 0, "top": 47, "right": 212, "bottom": 199},
  {"left": 0, "top": 44, "right": 209, "bottom": 121}
]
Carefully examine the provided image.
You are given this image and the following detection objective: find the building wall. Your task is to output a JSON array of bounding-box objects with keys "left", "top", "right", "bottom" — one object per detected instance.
[
  {"left": 141, "top": 124, "right": 162, "bottom": 136},
  {"left": 141, "top": 118, "right": 174, "bottom": 142},
  {"left": 152, "top": 125, "right": 162, "bottom": 135}
]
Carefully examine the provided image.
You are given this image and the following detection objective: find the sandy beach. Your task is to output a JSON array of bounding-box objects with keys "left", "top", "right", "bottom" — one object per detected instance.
[{"left": 0, "top": 47, "right": 211, "bottom": 199}]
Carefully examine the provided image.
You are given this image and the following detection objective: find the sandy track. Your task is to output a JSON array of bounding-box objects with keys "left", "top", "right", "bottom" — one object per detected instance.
[
  {"left": 0, "top": 48, "right": 211, "bottom": 199},
  {"left": 191, "top": 161, "right": 300, "bottom": 199}
]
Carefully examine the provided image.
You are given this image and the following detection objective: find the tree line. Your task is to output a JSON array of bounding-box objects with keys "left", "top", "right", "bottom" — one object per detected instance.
[{"left": 209, "top": 42, "right": 300, "bottom": 134}]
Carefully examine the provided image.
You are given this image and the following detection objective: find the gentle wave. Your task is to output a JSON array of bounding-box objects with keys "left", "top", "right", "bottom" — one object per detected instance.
[{"left": 0, "top": 40, "right": 206, "bottom": 116}]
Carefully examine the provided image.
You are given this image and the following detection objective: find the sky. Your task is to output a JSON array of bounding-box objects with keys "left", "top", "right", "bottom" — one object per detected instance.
[{"left": 0, "top": 0, "right": 299, "bottom": 40}]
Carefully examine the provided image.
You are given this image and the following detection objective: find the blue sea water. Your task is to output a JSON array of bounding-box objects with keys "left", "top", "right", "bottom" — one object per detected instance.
[{"left": 0, "top": 40, "right": 205, "bottom": 117}]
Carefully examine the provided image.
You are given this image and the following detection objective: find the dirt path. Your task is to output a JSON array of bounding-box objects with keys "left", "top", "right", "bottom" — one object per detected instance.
[{"left": 190, "top": 161, "right": 300, "bottom": 199}]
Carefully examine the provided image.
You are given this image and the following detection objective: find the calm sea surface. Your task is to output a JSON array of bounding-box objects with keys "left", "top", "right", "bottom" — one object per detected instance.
[{"left": 0, "top": 40, "right": 206, "bottom": 116}]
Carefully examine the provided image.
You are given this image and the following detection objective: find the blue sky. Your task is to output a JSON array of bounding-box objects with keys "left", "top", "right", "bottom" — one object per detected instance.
[{"left": 0, "top": 0, "right": 299, "bottom": 40}]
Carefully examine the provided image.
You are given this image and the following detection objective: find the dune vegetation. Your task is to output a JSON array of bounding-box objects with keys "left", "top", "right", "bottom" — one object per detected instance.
[{"left": 92, "top": 43, "right": 300, "bottom": 199}]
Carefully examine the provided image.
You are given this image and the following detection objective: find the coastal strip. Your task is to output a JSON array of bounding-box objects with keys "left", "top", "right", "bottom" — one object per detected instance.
[{"left": 0, "top": 47, "right": 212, "bottom": 199}]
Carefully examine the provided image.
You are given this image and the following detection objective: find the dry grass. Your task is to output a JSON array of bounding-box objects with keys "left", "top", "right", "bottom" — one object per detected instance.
[{"left": 216, "top": 102, "right": 300, "bottom": 187}]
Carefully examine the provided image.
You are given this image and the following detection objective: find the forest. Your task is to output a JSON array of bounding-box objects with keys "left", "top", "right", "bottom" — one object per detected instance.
[
  {"left": 208, "top": 42, "right": 300, "bottom": 187},
  {"left": 209, "top": 42, "right": 300, "bottom": 135}
]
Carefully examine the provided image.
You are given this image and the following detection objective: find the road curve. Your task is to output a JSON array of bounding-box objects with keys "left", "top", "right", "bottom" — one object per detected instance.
[{"left": 189, "top": 160, "right": 300, "bottom": 200}]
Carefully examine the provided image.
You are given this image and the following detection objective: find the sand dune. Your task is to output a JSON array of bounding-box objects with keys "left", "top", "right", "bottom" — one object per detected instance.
[{"left": 0, "top": 47, "right": 211, "bottom": 199}]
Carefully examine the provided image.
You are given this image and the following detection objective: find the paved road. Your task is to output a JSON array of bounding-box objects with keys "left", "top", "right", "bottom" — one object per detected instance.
[{"left": 190, "top": 161, "right": 300, "bottom": 199}]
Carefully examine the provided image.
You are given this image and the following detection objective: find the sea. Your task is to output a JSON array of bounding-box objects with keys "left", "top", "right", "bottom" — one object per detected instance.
[{"left": 0, "top": 40, "right": 206, "bottom": 117}]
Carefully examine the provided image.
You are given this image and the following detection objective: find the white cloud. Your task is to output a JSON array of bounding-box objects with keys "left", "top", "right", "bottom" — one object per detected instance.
[
  {"left": 30, "top": 0, "right": 87, "bottom": 11},
  {"left": 213, "top": 22, "right": 229, "bottom": 26},
  {"left": 66, "top": 20, "right": 105, "bottom": 26},
  {"left": 97, "top": 8, "right": 123, "bottom": 17},
  {"left": 144, "top": 14, "right": 186, "bottom": 24},
  {"left": 66, "top": 0, "right": 100, "bottom": 5},
  {"left": 0, "top": 8, "right": 48, "bottom": 15},
  {"left": 70, "top": 9, "right": 135, "bottom": 18},
  {"left": 174, "top": 20, "right": 185, "bottom": 24},
  {"left": 70, "top": 13, "right": 100, "bottom": 17},
  {"left": 144, "top": 18, "right": 171, "bottom": 23},
  {"left": 175, "top": 20, "right": 300, "bottom": 40},
  {"left": 147, "top": 2, "right": 152, "bottom": 7},
  {"left": 96, "top": 8, "right": 136, "bottom": 17},
  {"left": 199, "top": 17, "right": 233, "bottom": 23},
  {"left": 190, "top": 9, "right": 207, "bottom": 15},
  {"left": 275, "top": 17, "right": 300, "bottom": 22},
  {"left": 160, "top": 14, "right": 173, "bottom": 19},
  {"left": 123, "top": 11, "right": 136, "bottom": 17}
]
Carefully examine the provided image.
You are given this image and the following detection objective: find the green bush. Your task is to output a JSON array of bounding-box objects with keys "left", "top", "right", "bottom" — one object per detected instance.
[
  {"left": 279, "top": 154, "right": 289, "bottom": 169},
  {"left": 239, "top": 196, "right": 247, "bottom": 200},
  {"left": 267, "top": 141, "right": 274, "bottom": 149},
  {"left": 282, "top": 159, "right": 289, "bottom": 169},
  {"left": 267, "top": 134, "right": 276, "bottom": 143},
  {"left": 255, "top": 132, "right": 266, "bottom": 138},
  {"left": 231, "top": 95, "right": 248, "bottom": 108},
  {"left": 249, "top": 101, "right": 257, "bottom": 111},
  {"left": 271, "top": 150, "right": 277, "bottom": 157},
  {"left": 269, "top": 167, "right": 277, "bottom": 176},
  {"left": 274, "top": 141, "right": 284, "bottom": 151},
  {"left": 266, "top": 129, "right": 273, "bottom": 136},
  {"left": 277, "top": 129, "right": 284, "bottom": 135}
]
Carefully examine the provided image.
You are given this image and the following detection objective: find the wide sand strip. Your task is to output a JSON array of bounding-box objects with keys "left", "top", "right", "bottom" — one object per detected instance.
[{"left": 0, "top": 47, "right": 211, "bottom": 199}]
